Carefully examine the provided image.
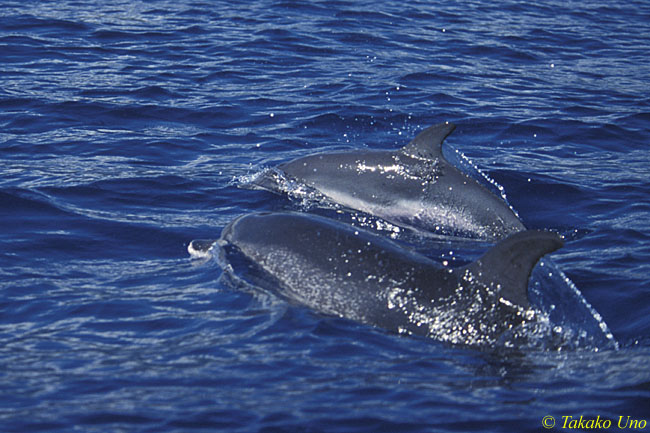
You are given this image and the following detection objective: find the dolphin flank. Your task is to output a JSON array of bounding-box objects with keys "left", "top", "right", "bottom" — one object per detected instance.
[
  {"left": 246, "top": 122, "right": 526, "bottom": 240},
  {"left": 219, "top": 212, "right": 563, "bottom": 346}
]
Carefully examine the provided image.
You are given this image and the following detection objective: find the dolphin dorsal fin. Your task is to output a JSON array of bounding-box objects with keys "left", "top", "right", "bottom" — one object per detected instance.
[
  {"left": 463, "top": 230, "right": 563, "bottom": 307},
  {"left": 401, "top": 122, "right": 456, "bottom": 159}
]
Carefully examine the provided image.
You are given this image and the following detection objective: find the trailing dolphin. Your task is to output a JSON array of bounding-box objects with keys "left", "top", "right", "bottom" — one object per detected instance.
[
  {"left": 218, "top": 212, "right": 563, "bottom": 347},
  {"left": 246, "top": 122, "right": 525, "bottom": 241}
]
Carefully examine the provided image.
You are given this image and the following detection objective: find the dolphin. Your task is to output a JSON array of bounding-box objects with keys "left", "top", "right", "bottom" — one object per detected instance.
[
  {"left": 218, "top": 212, "right": 563, "bottom": 347},
  {"left": 246, "top": 122, "right": 525, "bottom": 241}
]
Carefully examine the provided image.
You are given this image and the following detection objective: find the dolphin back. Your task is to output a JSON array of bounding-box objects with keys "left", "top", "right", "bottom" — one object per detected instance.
[
  {"left": 400, "top": 122, "right": 456, "bottom": 159},
  {"left": 239, "top": 122, "right": 525, "bottom": 240},
  {"left": 464, "top": 230, "right": 564, "bottom": 307},
  {"left": 219, "top": 212, "right": 565, "bottom": 346}
]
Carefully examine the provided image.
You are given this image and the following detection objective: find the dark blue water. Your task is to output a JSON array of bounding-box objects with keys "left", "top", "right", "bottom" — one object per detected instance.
[{"left": 1, "top": 1, "right": 649, "bottom": 431}]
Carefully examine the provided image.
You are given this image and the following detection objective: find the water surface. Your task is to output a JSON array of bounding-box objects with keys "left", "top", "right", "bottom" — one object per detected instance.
[{"left": 1, "top": 0, "right": 649, "bottom": 431}]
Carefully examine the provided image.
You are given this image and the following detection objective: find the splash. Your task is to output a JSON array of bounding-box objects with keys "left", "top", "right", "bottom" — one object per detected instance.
[
  {"left": 243, "top": 168, "right": 339, "bottom": 210},
  {"left": 526, "top": 258, "right": 619, "bottom": 351}
]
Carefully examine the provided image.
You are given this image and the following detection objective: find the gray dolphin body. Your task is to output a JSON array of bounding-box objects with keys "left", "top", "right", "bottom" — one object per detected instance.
[
  {"left": 219, "top": 212, "right": 562, "bottom": 346},
  {"left": 248, "top": 122, "right": 525, "bottom": 240}
]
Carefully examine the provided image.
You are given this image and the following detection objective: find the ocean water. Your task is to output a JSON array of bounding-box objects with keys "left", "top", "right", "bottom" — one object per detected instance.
[{"left": 1, "top": 0, "right": 649, "bottom": 431}]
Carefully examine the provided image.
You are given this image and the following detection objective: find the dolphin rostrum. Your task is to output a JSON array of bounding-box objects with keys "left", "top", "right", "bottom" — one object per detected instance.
[
  {"left": 246, "top": 122, "right": 525, "bottom": 240},
  {"left": 218, "top": 212, "right": 563, "bottom": 347}
]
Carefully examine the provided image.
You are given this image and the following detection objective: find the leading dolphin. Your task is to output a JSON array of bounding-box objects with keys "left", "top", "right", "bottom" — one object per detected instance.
[
  {"left": 218, "top": 212, "right": 562, "bottom": 347},
  {"left": 247, "top": 122, "right": 525, "bottom": 240}
]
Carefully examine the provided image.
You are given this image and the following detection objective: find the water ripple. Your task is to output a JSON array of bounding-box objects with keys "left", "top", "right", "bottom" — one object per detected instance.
[{"left": 1, "top": 0, "right": 649, "bottom": 431}]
